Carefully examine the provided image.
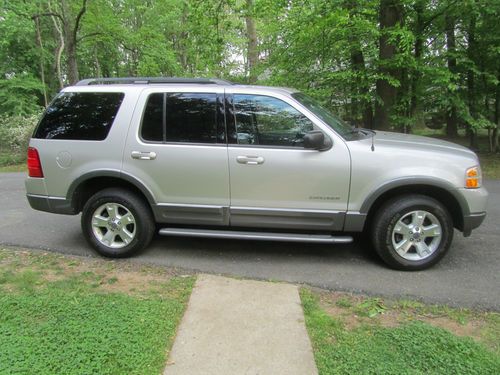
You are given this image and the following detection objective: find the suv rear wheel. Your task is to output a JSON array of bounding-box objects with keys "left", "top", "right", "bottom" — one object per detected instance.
[
  {"left": 81, "top": 188, "right": 155, "bottom": 257},
  {"left": 371, "top": 194, "right": 453, "bottom": 270}
]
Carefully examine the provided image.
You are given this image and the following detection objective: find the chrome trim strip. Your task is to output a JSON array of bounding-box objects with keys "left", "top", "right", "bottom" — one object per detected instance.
[
  {"left": 27, "top": 193, "right": 66, "bottom": 200},
  {"left": 159, "top": 228, "right": 353, "bottom": 244},
  {"left": 156, "top": 203, "right": 226, "bottom": 209},
  {"left": 230, "top": 206, "right": 342, "bottom": 214}
]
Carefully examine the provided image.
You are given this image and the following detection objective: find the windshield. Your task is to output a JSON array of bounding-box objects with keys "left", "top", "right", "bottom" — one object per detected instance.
[{"left": 291, "top": 92, "right": 352, "bottom": 138}]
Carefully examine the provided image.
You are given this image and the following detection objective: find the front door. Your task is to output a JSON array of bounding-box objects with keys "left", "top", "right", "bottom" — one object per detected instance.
[{"left": 226, "top": 93, "right": 350, "bottom": 231}]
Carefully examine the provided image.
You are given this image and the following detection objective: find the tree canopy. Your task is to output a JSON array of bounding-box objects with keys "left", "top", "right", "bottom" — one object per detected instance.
[{"left": 1, "top": 0, "right": 499, "bottom": 149}]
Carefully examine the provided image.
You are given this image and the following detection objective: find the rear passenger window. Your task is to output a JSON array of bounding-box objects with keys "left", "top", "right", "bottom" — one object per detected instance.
[
  {"left": 140, "top": 93, "right": 219, "bottom": 144},
  {"left": 34, "top": 92, "right": 124, "bottom": 140},
  {"left": 141, "top": 93, "right": 164, "bottom": 142}
]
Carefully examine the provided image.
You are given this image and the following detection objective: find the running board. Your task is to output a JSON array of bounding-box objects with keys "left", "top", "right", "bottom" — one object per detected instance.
[{"left": 159, "top": 228, "right": 353, "bottom": 244}]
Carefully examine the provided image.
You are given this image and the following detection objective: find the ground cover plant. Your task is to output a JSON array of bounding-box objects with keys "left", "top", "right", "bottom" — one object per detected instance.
[
  {"left": 0, "top": 248, "right": 195, "bottom": 375},
  {"left": 301, "top": 288, "right": 500, "bottom": 375}
]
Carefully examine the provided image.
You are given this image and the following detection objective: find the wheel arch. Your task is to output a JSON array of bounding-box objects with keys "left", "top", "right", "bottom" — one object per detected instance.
[
  {"left": 360, "top": 178, "right": 469, "bottom": 232},
  {"left": 67, "top": 170, "right": 156, "bottom": 213}
]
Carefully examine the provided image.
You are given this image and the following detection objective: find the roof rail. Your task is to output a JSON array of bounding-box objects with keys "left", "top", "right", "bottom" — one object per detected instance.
[{"left": 75, "top": 77, "right": 233, "bottom": 86}]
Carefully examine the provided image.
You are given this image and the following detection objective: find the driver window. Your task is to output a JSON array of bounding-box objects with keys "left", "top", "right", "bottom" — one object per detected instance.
[{"left": 233, "top": 94, "right": 315, "bottom": 147}]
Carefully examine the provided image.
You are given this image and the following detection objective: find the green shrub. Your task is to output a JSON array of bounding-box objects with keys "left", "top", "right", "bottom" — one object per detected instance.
[{"left": 0, "top": 114, "right": 40, "bottom": 164}]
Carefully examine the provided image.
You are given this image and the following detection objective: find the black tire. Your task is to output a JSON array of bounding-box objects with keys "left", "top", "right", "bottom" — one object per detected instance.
[
  {"left": 81, "top": 188, "right": 155, "bottom": 258},
  {"left": 371, "top": 194, "right": 454, "bottom": 271}
]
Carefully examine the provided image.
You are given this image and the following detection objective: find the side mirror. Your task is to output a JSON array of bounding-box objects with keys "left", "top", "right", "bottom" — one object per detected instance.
[{"left": 304, "top": 130, "right": 331, "bottom": 151}]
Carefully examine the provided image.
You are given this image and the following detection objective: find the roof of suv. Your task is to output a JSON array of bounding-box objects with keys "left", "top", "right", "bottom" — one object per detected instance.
[{"left": 72, "top": 77, "right": 298, "bottom": 95}]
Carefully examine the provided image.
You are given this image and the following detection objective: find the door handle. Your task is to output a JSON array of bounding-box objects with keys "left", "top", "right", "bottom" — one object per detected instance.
[
  {"left": 236, "top": 155, "right": 265, "bottom": 165},
  {"left": 131, "top": 151, "right": 157, "bottom": 160}
]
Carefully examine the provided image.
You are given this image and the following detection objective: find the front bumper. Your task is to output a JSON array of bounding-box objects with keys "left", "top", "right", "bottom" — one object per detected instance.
[{"left": 462, "top": 212, "right": 487, "bottom": 237}]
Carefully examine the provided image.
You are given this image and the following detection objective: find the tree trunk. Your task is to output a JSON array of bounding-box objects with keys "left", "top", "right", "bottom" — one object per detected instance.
[
  {"left": 48, "top": 2, "right": 65, "bottom": 89},
  {"left": 65, "top": 37, "right": 79, "bottom": 84},
  {"left": 374, "top": 0, "right": 403, "bottom": 130},
  {"left": 410, "top": 1, "right": 424, "bottom": 130},
  {"left": 245, "top": 0, "right": 258, "bottom": 84},
  {"left": 33, "top": 15, "right": 48, "bottom": 106},
  {"left": 494, "top": 70, "right": 500, "bottom": 152},
  {"left": 346, "top": 0, "right": 373, "bottom": 128},
  {"left": 178, "top": 2, "right": 189, "bottom": 71},
  {"left": 445, "top": 14, "right": 458, "bottom": 137},
  {"left": 351, "top": 49, "right": 373, "bottom": 128},
  {"left": 467, "top": 13, "right": 478, "bottom": 150},
  {"left": 61, "top": 0, "right": 77, "bottom": 84},
  {"left": 60, "top": 0, "right": 87, "bottom": 85},
  {"left": 94, "top": 47, "right": 101, "bottom": 78}
]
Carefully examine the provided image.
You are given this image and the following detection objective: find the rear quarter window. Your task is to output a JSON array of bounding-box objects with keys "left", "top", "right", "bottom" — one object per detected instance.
[{"left": 34, "top": 92, "right": 124, "bottom": 140}]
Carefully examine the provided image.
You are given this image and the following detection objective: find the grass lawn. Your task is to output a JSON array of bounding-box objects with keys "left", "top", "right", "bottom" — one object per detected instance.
[
  {"left": 0, "top": 248, "right": 195, "bottom": 375},
  {"left": 301, "top": 288, "right": 500, "bottom": 375},
  {"left": 0, "top": 150, "right": 26, "bottom": 172},
  {"left": 0, "top": 163, "right": 25, "bottom": 173}
]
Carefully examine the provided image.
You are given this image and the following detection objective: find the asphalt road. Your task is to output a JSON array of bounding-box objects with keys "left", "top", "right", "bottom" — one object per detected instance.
[{"left": 1, "top": 172, "right": 499, "bottom": 310}]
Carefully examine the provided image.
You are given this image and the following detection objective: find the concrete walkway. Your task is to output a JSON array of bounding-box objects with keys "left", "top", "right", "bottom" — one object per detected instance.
[{"left": 164, "top": 274, "right": 318, "bottom": 375}]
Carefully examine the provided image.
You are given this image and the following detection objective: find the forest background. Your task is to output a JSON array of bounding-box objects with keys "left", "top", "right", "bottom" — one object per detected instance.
[{"left": 1, "top": 0, "right": 499, "bottom": 168}]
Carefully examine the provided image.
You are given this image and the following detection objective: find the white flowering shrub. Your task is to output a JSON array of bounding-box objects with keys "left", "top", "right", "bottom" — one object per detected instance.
[{"left": 0, "top": 114, "right": 40, "bottom": 163}]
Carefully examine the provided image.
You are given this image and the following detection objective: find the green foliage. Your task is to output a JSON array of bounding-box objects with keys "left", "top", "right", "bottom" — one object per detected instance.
[
  {"left": 0, "top": 0, "right": 499, "bottom": 141},
  {"left": 301, "top": 289, "right": 500, "bottom": 375},
  {"left": 335, "top": 297, "right": 353, "bottom": 309},
  {"left": 354, "top": 297, "right": 387, "bottom": 318},
  {"left": 0, "top": 75, "right": 44, "bottom": 116}
]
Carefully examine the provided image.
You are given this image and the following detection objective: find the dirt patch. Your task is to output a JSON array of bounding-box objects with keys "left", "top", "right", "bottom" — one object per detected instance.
[
  {"left": 419, "top": 315, "right": 485, "bottom": 339},
  {"left": 0, "top": 247, "right": 194, "bottom": 296},
  {"left": 316, "top": 289, "right": 487, "bottom": 343}
]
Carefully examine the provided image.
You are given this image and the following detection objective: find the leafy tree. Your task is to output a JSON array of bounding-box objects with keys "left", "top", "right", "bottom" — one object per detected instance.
[{"left": 0, "top": 0, "right": 498, "bottom": 153}]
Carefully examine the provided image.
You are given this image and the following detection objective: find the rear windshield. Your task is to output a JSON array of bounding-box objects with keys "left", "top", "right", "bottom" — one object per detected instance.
[{"left": 34, "top": 92, "right": 124, "bottom": 140}]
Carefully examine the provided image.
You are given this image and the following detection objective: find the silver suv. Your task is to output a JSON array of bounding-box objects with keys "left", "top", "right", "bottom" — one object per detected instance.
[{"left": 25, "top": 77, "right": 488, "bottom": 270}]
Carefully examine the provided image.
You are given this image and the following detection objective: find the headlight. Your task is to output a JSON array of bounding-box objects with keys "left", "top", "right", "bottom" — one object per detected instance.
[{"left": 465, "top": 166, "right": 482, "bottom": 189}]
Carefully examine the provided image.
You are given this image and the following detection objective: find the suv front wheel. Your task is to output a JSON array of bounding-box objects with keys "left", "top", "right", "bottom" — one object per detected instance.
[
  {"left": 81, "top": 188, "right": 155, "bottom": 258},
  {"left": 371, "top": 194, "right": 454, "bottom": 270}
]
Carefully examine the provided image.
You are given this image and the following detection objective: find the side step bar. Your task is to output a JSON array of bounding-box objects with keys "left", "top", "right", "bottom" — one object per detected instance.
[{"left": 159, "top": 228, "right": 353, "bottom": 244}]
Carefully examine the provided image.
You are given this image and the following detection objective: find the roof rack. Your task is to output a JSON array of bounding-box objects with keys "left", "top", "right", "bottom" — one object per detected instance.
[{"left": 75, "top": 77, "right": 233, "bottom": 86}]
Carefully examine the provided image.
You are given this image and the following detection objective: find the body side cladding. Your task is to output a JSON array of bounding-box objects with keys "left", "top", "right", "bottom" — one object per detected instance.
[
  {"left": 343, "top": 212, "right": 367, "bottom": 232},
  {"left": 355, "top": 177, "right": 471, "bottom": 235},
  {"left": 462, "top": 212, "right": 487, "bottom": 237}
]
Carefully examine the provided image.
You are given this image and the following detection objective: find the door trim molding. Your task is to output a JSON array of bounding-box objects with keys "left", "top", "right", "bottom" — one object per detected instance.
[
  {"left": 230, "top": 206, "right": 345, "bottom": 231},
  {"left": 152, "top": 204, "right": 347, "bottom": 231}
]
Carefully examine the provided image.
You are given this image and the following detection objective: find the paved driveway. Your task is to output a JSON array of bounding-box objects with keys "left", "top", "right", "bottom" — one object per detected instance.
[{"left": 1, "top": 172, "right": 499, "bottom": 310}]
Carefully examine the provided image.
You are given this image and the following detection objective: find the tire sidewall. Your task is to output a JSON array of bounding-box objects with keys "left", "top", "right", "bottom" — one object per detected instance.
[
  {"left": 81, "top": 190, "right": 153, "bottom": 258},
  {"left": 374, "top": 196, "right": 454, "bottom": 270}
]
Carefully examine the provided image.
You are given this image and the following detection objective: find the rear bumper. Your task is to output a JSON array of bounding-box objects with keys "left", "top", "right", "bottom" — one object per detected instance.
[
  {"left": 462, "top": 212, "right": 486, "bottom": 237},
  {"left": 27, "top": 194, "right": 77, "bottom": 215}
]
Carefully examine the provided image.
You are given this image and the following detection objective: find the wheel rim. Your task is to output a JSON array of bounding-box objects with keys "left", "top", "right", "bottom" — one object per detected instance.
[
  {"left": 391, "top": 210, "right": 442, "bottom": 261},
  {"left": 91, "top": 203, "right": 136, "bottom": 249}
]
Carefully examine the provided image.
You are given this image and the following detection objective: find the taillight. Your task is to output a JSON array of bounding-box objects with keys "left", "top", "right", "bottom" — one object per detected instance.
[{"left": 27, "top": 147, "right": 44, "bottom": 178}]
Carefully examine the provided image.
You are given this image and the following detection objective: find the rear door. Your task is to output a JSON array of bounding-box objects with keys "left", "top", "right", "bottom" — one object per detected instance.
[
  {"left": 225, "top": 90, "right": 351, "bottom": 231},
  {"left": 122, "top": 87, "right": 230, "bottom": 226}
]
